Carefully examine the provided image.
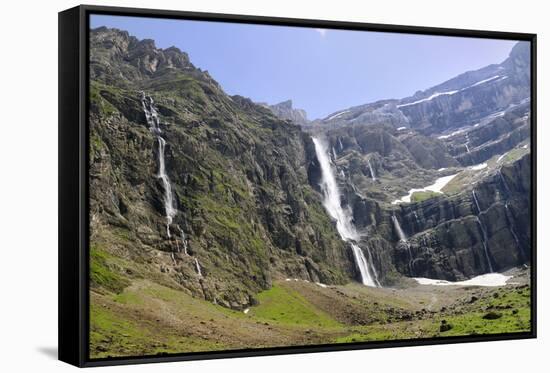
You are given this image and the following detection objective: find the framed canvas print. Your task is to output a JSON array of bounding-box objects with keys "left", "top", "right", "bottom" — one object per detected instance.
[{"left": 58, "top": 5, "right": 537, "bottom": 367}]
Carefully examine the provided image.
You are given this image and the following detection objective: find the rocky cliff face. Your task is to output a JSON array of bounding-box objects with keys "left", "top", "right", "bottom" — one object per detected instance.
[
  {"left": 89, "top": 27, "right": 355, "bottom": 309},
  {"left": 90, "top": 27, "right": 531, "bottom": 298},
  {"left": 313, "top": 122, "right": 530, "bottom": 284}
]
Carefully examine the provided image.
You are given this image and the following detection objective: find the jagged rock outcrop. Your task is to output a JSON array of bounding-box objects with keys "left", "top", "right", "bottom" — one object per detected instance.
[{"left": 263, "top": 99, "right": 309, "bottom": 126}]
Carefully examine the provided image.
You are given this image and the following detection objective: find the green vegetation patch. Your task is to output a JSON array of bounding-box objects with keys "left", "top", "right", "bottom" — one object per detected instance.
[
  {"left": 252, "top": 285, "right": 341, "bottom": 328},
  {"left": 90, "top": 245, "right": 130, "bottom": 294},
  {"left": 90, "top": 300, "right": 225, "bottom": 359},
  {"left": 411, "top": 190, "right": 442, "bottom": 203},
  {"left": 436, "top": 287, "right": 531, "bottom": 336}
]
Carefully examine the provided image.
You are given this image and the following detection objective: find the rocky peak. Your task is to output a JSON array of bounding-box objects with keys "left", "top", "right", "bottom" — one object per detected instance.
[
  {"left": 90, "top": 27, "right": 193, "bottom": 84},
  {"left": 268, "top": 99, "right": 309, "bottom": 125}
]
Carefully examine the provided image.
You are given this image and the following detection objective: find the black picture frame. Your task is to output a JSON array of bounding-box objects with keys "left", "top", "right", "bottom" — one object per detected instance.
[{"left": 59, "top": 4, "right": 537, "bottom": 367}]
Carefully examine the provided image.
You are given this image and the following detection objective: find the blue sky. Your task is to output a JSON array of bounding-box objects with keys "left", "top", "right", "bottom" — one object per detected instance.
[{"left": 91, "top": 15, "right": 517, "bottom": 119}]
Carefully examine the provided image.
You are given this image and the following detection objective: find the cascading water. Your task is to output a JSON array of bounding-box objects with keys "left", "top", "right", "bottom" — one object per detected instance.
[
  {"left": 413, "top": 211, "right": 421, "bottom": 227},
  {"left": 475, "top": 216, "right": 494, "bottom": 272},
  {"left": 142, "top": 93, "right": 177, "bottom": 237},
  {"left": 472, "top": 190, "right": 481, "bottom": 214},
  {"left": 194, "top": 258, "right": 203, "bottom": 277},
  {"left": 312, "top": 137, "right": 379, "bottom": 287},
  {"left": 391, "top": 215, "right": 407, "bottom": 242},
  {"left": 471, "top": 188, "right": 493, "bottom": 272},
  {"left": 141, "top": 92, "right": 194, "bottom": 266},
  {"left": 180, "top": 229, "right": 189, "bottom": 255},
  {"left": 332, "top": 146, "right": 338, "bottom": 161},
  {"left": 157, "top": 136, "right": 177, "bottom": 237},
  {"left": 499, "top": 169, "right": 511, "bottom": 195},
  {"left": 392, "top": 215, "right": 414, "bottom": 274},
  {"left": 368, "top": 159, "right": 376, "bottom": 181},
  {"left": 351, "top": 243, "right": 381, "bottom": 287},
  {"left": 504, "top": 202, "right": 521, "bottom": 253}
]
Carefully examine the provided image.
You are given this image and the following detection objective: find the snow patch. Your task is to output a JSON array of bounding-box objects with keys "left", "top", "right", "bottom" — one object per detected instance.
[
  {"left": 243, "top": 308, "right": 250, "bottom": 314},
  {"left": 470, "top": 163, "right": 487, "bottom": 171},
  {"left": 468, "top": 75, "right": 502, "bottom": 88},
  {"left": 397, "top": 91, "right": 459, "bottom": 108},
  {"left": 437, "top": 128, "right": 467, "bottom": 140},
  {"left": 437, "top": 168, "right": 447, "bottom": 172},
  {"left": 326, "top": 110, "right": 350, "bottom": 121},
  {"left": 315, "top": 282, "right": 328, "bottom": 288},
  {"left": 391, "top": 173, "right": 458, "bottom": 204},
  {"left": 397, "top": 126, "right": 407, "bottom": 130},
  {"left": 414, "top": 273, "right": 512, "bottom": 287},
  {"left": 398, "top": 75, "right": 507, "bottom": 109}
]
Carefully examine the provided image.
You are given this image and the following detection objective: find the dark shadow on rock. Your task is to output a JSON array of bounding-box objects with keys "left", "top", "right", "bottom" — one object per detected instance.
[{"left": 37, "top": 346, "right": 58, "bottom": 360}]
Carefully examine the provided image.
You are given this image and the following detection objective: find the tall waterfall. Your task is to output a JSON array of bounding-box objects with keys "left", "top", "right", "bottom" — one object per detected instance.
[
  {"left": 368, "top": 159, "right": 376, "bottom": 181},
  {"left": 156, "top": 137, "right": 177, "bottom": 236},
  {"left": 142, "top": 93, "right": 177, "bottom": 237},
  {"left": 312, "top": 137, "right": 379, "bottom": 287}
]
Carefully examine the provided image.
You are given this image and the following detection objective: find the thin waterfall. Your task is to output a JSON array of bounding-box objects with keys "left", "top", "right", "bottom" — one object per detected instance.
[
  {"left": 364, "top": 245, "right": 381, "bottom": 287},
  {"left": 471, "top": 188, "right": 493, "bottom": 272},
  {"left": 472, "top": 190, "right": 481, "bottom": 214},
  {"left": 180, "top": 228, "right": 189, "bottom": 255},
  {"left": 312, "top": 137, "right": 379, "bottom": 287},
  {"left": 351, "top": 244, "right": 381, "bottom": 287},
  {"left": 368, "top": 159, "right": 376, "bottom": 181},
  {"left": 194, "top": 258, "right": 203, "bottom": 277},
  {"left": 142, "top": 93, "right": 176, "bottom": 237},
  {"left": 505, "top": 202, "right": 521, "bottom": 252},
  {"left": 391, "top": 215, "right": 407, "bottom": 242},
  {"left": 392, "top": 215, "right": 414, "bottom": 274},
  {"left": 338, "top": 137, "right": 344, "bottom": 151},
  {"left": 156, "top": 136, "right": 177, "bottom": 237},
  {"left": 332, "top": 146, "right": 338, "bottom": 161},
  {"left": 413, "top": 211, "right": 421, "bottom": 227},
  {"left": 499, "top": 169, "right": 511, "bottom": 194},
  {"left": 141, "top": 92, "right": 190, "bottom": 262},
  {"left": 475, "top": 216, "right": 494, "bottom": 272}
]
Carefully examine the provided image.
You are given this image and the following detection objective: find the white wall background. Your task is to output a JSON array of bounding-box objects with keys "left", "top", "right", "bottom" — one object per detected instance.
[{"left": 0, "top": 0, "right": 546, "bottom": 371}]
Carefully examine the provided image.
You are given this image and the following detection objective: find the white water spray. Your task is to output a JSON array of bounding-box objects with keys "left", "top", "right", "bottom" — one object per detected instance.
[
  {"left": 392, "top": 215, "right": 414, "bottom": 274},
  {"left": 194, "top": 258, "right": 203, "bottom": 277},
  {"left": 180, "top": 228, "right": 189, "bottom": 255},
  {"left": 391, "top": 215, "right": 407, "bottom": 242},
  {"left": 368, "top": 159, "right": 376, "bottom": 181},
  {"left": 312, "top": 137, "right": 379, "bottom": 287}
]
